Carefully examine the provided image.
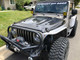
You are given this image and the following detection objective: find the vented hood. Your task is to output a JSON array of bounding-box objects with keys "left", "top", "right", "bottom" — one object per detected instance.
[{"left": 13, "top": 16, "right": 64, "bottom": 32}]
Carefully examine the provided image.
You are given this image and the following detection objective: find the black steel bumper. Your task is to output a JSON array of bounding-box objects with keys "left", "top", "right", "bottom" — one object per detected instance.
[
  {"left": 0, "top": 26, "right": 43, "bottom": 58},
  {"left": 0, "top": 35, "right": 43, "bottom": 58},
  {"left": 0, "top": 35, "right": 38, "bottom": 50}
]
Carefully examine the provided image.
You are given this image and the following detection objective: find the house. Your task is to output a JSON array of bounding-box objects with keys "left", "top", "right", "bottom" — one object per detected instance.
[
  {"left": 0, "top": 0, "right": 16, "bottom": 10},
  {"left": 0, "top": 0, "right": 37, "bottom": 10}
]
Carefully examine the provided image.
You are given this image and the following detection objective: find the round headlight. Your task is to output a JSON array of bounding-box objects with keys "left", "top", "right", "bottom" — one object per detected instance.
[
  {"left": 11, "top": 29, "right": 17, "bottom": 38},
  {"left": 33, "top": 33, "right": 40, "bottom": 45}
]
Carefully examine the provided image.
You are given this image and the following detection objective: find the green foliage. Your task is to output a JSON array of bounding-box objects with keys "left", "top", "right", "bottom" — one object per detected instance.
[
  {"left": 16, "top": 0, "right": 31, "bottom": 10},
  {"left": 16, "top": 0, "right": 26, "bottom": 6},
  {"left": 0, "top": 6, "right": 2, "bottom": 11},
  {"left": 16, "top": 0, "right": 31, "bottom": 6},
  {"left": 16, "top": 4, "right": 24, "bottom": 11},
  {"left": 74, "top": 0, "right": 80, "bottom": 6},
  {"left": 27, "top": 0, "right": 31, "bottom": 4}
]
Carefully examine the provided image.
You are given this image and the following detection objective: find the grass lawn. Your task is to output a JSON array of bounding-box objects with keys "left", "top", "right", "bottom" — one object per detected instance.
[{"left": 0, "top": 11, "right": 32, "bottom": 47}]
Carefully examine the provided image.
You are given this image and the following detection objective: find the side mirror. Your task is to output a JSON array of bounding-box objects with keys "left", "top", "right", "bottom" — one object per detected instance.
[
  {"left": 72, "top": 9, "right": 78, "bottom": 16},
  {"left": 31, "top": 8, "right": 34, "bottom": 14},
  {"left": 63, "top": 12, "right": 67, "bottom": 18}
]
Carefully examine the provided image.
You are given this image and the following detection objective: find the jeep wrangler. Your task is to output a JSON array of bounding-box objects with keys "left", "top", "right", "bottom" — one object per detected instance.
[{"left": 0, "top": 0, "right": 78, "bottom": 60}]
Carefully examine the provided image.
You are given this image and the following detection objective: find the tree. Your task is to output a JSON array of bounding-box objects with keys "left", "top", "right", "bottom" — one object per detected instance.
[
  {"left": 16, "top": 0, "right": 31, "bottom": 10},
  {"left": 74, "top": 0, "right": 80, "bottom": 6},
  {"left": 27, "top": 0, "right": 31, "bottom": 4},
  {"left": 16, "top": 0, "right": 31, "bottom": 7}
]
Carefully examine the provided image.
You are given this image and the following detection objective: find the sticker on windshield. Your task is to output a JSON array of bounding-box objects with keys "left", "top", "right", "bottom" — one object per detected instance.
[
  {"left": 38, "top": 3, "right": 50, "bottom": 5},
  {"left": 51, "top": 2, "right": 67, "bottom": 5},
  {"left": 38, "top": 2, "right": 67, "bottom": 5},
  {"left": 57, "top": 2, "right": 67, "bottom": 4}
]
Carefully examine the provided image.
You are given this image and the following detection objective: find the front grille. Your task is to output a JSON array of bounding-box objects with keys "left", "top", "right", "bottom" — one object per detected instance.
[{"left": 17, "top": 29, "right": 34, "bottom": 43}]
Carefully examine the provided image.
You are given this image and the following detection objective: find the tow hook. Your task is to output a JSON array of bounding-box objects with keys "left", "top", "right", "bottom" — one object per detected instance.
[
  {"left": 28, "top": 57, "right": 33, "bottom": 60},
  {"left": 14, "top": 46, "right": 20, "bottom": 52}
]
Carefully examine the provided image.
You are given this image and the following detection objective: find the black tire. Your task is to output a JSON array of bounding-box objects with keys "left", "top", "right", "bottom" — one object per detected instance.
[
  {"left": 49, "top": 37, "right": 69, "bottom": 60},
  {"left": 70, "top": 20, "right": 78, "bottom": 37}
]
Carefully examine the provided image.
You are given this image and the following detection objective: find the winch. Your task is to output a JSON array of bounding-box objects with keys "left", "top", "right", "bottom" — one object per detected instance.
[{"left": 12, "top": 37, "right": 30, "bottom": 47}]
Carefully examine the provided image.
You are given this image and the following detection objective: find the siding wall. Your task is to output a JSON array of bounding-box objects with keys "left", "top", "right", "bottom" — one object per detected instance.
[
  {"left": 0, "top": 0, "right": 2, "bottom": 6},
  {"left": 3, "top": 0, "right": 16, "bottom": 10}
]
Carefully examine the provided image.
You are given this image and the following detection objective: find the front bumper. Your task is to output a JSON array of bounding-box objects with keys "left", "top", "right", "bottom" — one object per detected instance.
[
  {"left": 0, "top": 26, "right": 43, "bottom": 58},
  {"left": 0, "top": 35, "right": 43, "bottom": 58}
]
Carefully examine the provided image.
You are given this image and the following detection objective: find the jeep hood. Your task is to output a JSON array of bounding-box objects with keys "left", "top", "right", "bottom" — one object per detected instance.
[{"left": 13, "top": 16, "right": 64, "bottom": 32}]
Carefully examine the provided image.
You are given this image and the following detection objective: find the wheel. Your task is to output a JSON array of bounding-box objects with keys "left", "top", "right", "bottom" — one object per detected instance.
[
  {"left": 48, "top": 37, "right": 69, "bottom": 60},
  {"left": 69, "top": 20, "right": 78, "bottom": 37}
]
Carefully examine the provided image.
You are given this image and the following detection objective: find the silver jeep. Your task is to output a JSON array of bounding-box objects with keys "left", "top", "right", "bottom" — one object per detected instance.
[{"left": 0, "top": 0, "right": 78, "bottom": 60}]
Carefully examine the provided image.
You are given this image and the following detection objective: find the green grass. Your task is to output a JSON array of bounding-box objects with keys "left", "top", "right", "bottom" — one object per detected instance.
[{"left": 0, "top": 11, "right": 32, "bottom": 47}]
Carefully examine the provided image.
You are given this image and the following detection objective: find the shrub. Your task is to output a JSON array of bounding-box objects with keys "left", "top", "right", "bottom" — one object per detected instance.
[
  {"left": 7, "top": 7, "right": 11, "bottom": 10},
  {"left": 16, "top": 4, "right": 25, "bottom": 11},
  {"left": 19, "top": 7, "right": 24, "bottom": 11},
  {"left": 0, "top": 6, "right": 2, "bottom": 11},
  {"left": 16, "top": 0, "right": 31, "bottom": 11}
]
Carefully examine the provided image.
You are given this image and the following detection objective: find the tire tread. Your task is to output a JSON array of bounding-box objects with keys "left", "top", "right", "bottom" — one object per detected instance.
[{"left": 49, "top": 37, "right": 69, "bottom": 60}]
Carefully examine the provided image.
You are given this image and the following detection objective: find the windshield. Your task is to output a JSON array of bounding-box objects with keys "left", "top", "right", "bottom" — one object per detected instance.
[{"left": 35, "top": 2, "right": 68, "bottom": 13}]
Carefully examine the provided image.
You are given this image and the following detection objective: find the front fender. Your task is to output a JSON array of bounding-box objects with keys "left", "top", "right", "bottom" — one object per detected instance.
[{"left": 70, "top": 15, "right": 77, "bottom": 28}]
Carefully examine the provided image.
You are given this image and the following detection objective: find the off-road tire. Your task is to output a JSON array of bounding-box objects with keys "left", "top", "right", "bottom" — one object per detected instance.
[
  {"left": 49, "top": 37, "right": 69, "bottom": 60},
  {"left": 70, "top": 20, "right": 78, "bottom": 37}
]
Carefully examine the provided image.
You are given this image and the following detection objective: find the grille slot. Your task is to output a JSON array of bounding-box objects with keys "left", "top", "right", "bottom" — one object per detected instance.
[{"left": 17, "top": 29, "right": 34, "bottom": 43}]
